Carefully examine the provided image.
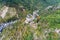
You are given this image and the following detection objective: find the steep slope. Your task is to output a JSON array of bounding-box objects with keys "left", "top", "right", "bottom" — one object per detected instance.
[{"left": 0, "top": 0, "right": 60, "bottom": 40}]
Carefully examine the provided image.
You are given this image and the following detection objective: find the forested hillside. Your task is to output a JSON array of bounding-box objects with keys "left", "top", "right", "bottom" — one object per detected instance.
[{"left": 0, "top": 0, "right": 60, "bottom": 40}]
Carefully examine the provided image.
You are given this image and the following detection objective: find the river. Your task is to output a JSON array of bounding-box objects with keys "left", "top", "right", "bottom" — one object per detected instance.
[{"left": 0, "top": 20, "right": 19, "bottom": 32}]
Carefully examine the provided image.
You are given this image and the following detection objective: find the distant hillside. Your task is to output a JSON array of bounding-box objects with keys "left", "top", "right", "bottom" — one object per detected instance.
[{"left": 0, "top": 0, "right": 60, "bottom": 10}]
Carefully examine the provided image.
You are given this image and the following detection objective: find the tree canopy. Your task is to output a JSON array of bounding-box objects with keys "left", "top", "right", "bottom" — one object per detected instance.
[{"left": 0, "top": 0, "right": 60, "bottom": 10}]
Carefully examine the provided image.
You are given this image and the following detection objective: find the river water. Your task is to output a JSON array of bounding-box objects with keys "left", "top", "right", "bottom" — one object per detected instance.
[{"left": 0, "top": 20, "right": 18, "bottom": 32}]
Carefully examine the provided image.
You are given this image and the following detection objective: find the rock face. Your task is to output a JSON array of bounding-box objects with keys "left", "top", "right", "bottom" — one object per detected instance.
[
  {"left": 25, "top": 10, "right": 39, "bottom": 29},
  {"left": 25, "top": 10, "right": 39, "bottom": 24},
  {"left": 55, "top": 4, "right": 60, "bottom": 10},
  {"left": 55, "top": 28, "right": 60, "bottom": 34},
  {"left": 0, "top": 6, "right": 9, "bottom": 18},
  {"left": 7, "top": 7, "right": 17, "bottom": 17},
  {"left": 44, "top": 6, "right": 54, "bottom": 11}
]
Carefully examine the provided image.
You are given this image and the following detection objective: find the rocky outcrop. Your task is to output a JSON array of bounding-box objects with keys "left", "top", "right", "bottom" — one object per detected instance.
[
  {"left": 0, "top": 6, "right": 9, "bottom": 18},
  {"left": 24, "top": 10, "right": 40, "bottom": 29}
]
